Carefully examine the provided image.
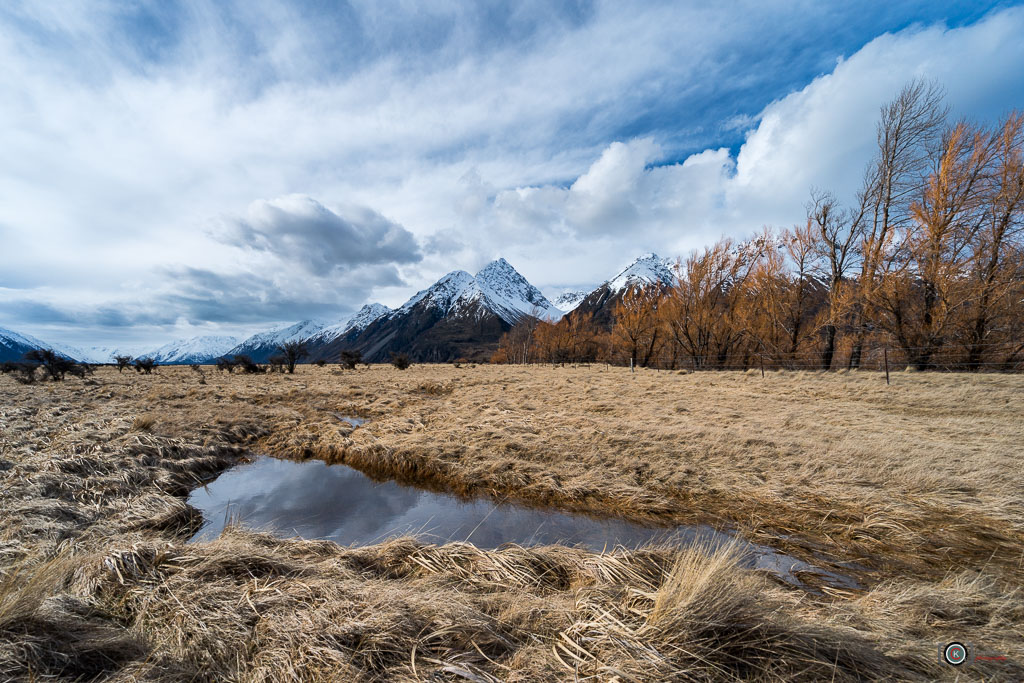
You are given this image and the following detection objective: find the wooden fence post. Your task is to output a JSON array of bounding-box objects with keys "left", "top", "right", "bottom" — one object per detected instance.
[
  {"left": 884, "top": 347, "right": 890, "bottom": 385},
  {"left": 760, "top": 354, "right": 765, "bottom": 378}
]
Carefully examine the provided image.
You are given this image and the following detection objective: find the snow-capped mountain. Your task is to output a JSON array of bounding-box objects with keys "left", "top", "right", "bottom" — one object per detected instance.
[
  {"left": 455, "top": 258, "right": 564, "bottom": 323},
  {"left": 569, "top": 253, "right": 676, "bottom": 327},
  {"left": 310, "top": 258, "right": 561, "bottom": 363},
  {"left": 65, "top": 345, "right": 147, "bottom": 364},
  {"left": 553, "top": 290, "right": 588, "bottom": 312},
  {"left": 141, "top": 335, "right": 240, "bottom": 364},
  {"left": 1, "top": 327, "right": 58, "bottom": 363},
  {"left": 607, "top": 253, "right": 675, "bottom": 292},
  {"left": 228, "top": 304, "right": 391, "bottom": 363},
  {"left": 307, "top": 303, "right": 391, "bottom": 345},
  {"left": 396, "top": 270, "right": 475, "bottom": 315},
  {"left": 226, "top": 319, "right": 329, "bottom": 363},
  {"left": 392, "top": 260, "right": 561, "bottom": 324}
]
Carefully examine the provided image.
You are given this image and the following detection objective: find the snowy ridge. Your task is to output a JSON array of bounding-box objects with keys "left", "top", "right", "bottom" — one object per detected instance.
[
  {"left": 397, "top": 270, "right": 475, "bottom": 315},
  {"left": 143, "top": 336, "right": 240, "bottom": 364},
  {"left": 308, "top": 303, "right": 391, "bottom": 344},
  {"left": 553, "top": 290, "right": 588, "bottom": 312},
  {"left": 60, "top": 345, "right": 148, "bottom": 364},
  {"left": 227, "top": 319, "right": 329, "bottom": 357},
  {"left": 1, "top": 326, "right": 55, "bottom": 353},
  {"left": 464, "top": 258, "right": 563, "bottom": 323},
  {"left": 0, "top": 327, "right": 85, "bottom": 361},
  {"left": 606, "top": 253, "right": 675, "bottom": 293},
  {"left": 394, "top": 259, "right": 562, "bottom": 325}
]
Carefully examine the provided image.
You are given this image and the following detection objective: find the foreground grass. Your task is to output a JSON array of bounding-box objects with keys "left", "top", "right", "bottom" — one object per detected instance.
[{"left": 0, "top": 365, "right": 1022, "bottom": 680}]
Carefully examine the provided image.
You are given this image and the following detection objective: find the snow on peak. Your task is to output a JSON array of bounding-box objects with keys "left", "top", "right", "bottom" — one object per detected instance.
[
  {"left": 228, "top": 319, "right": 329, "bottom": 357},
  {"left": 0, "top": 326, "right": 83, "bottom": 361},
  {"left": 344, "top": 303, "right": 391, "bottom": 331},
  {"left": 309, "top": 303, "right": 391, "bottom": 343},
  {"left": 463, "top": 259, "right": 562, "bottom": 323},
  {"left": 607, "top": 253, "right": 675, "bottom": 292},
  {"left": 143, "top": 335, "right": 240, "bottom": 364},
  {"left": 392, "top": 260, "right": 561, "bottom": 324},
  {"left": 398, "top": 270, "right": 475, "bottom": 313},
  {"left": 553, "top": 290, "right": 588, "bottom": 312}
]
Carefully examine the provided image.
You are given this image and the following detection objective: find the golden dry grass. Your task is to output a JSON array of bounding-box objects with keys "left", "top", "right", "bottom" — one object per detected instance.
[{"left": 1, "top": 364, "right": 1022, "bottom": 680}]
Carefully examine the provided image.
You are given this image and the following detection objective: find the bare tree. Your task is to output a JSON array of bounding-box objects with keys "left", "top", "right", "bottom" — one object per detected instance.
[
  {"left": 807, "top": 188, "right": 864, "bottom": 369},
  {"left": 959, "top": 112, "right": 1024, "bottom": 368},
  {"left": 114, "top": 355, "right": 134, "bottom": 373},
  {"left": 275, "top": 341, "right": 308, "bottom": 374},
  {"left": 24, "top": 349, "right": 78, "bottom": 381},
  {"left": 850, "top": 79, "right": 948, "bottom": 368}
]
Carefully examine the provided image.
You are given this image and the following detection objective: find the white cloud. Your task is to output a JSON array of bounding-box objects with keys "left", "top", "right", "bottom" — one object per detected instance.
[
  {"left": 459, "top": 6, "right": 1024, "bottom": 287},
  {"left": 1, "top": 2, "right": 1023, "bottom": 345}
]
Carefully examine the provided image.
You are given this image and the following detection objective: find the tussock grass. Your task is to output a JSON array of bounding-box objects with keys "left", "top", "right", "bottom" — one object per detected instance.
[{"left": 1, "top": 365, "right": 1022, "bottom": 679}]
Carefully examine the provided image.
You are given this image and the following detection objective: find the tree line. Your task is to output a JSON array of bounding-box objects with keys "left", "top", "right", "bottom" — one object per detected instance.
[{"left": 494, "top": 81, "right": 1024, "bottom": 372}]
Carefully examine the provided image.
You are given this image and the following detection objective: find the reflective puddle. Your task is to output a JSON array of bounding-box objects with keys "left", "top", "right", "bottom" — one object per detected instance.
[{"left": 188, "top": 455, "right": 858, "bottom": 590}]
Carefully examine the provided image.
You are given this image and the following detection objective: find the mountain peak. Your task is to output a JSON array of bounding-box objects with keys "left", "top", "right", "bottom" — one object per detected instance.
[{"left": 608, "top": 253, "right": 674, "bottom": 292}]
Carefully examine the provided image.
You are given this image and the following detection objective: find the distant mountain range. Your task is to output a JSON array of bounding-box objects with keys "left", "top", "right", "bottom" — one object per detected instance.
[{"left": 1, "top": 253, "right": 676, "bottom": 364}]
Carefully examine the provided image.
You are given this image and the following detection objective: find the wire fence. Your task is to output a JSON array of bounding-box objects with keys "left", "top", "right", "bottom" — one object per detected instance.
[{"left": 525, "top": 341, "right": 1024, "bottom": 375}]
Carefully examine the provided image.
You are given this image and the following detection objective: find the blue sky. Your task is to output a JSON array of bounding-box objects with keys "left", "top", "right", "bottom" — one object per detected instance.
[{"left": 1, "top": 1, "right": 1023, "bottom": 347}]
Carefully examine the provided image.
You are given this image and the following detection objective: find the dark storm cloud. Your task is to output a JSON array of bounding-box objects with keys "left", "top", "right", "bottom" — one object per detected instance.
[{"left": 220, "top": 196, "right": 422, "bottom": 277}]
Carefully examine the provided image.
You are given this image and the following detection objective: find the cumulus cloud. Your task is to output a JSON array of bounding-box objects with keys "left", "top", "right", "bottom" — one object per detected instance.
[
  {"left": 447, "top": 6, "right": 1024, "bottom": 288},
  {"left": 219, "top": 196, "right": 422, "bottom": 277}
]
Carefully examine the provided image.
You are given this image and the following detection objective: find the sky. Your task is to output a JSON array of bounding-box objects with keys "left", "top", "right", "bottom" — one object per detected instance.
[{"left": 2, "top": 0, "right": 1024, "bottom": 349}]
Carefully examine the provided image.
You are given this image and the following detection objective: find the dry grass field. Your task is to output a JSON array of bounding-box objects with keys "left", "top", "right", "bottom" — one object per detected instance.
[{"left": 1, "top": 364, "right": 1022, "bottom": 680}]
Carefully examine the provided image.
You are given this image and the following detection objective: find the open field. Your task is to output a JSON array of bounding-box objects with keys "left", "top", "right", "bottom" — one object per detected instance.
[{"left": 1, "top": 364, "right": 1022, "bottom": 680}]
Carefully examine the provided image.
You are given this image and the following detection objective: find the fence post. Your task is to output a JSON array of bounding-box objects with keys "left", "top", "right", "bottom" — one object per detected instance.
[
  {"left": 760, "top": 354, "right": 765, "bottom": 378},
  {"left": 884, "top": 347, "right": 890, "bottom": 385},
  {"left": 630, "top": 357, "right": 634, "bottom": 373}
]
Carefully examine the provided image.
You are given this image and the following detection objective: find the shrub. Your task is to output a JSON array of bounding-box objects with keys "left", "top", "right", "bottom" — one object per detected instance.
[
  {"left": 114, "top": 355, "right": 133, "bottom": 373},
  {"left": 215, "top": 357, "right": 236, "bottom": 373},
  {"left": 133, "top": 357, "right": 158, "bottom": 374},
  {"left": 2, "top": 361, "right": 38, "bottom": 384},
  {"left": 232, "top": 355, "right": 263, "bottom": 374},
  {"left": 390, "top": 352, "right": 411, "bottom": 370},
  {"left": 24, "top": 349, "right": 80, "bottom": 381},
  {"left": 340, "top": 350, "right": 362, "bottom": 370},
  {"left": 314, "top": 359, "right": 327, "bottom": 367},
  {"left": 267, "top": 355, "right": 286, "bottom": 373}
]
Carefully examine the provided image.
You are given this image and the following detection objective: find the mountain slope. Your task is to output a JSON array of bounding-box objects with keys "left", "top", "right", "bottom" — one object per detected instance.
[
  {"left": 571, "top": 253, "right": 675, "bottom": 327},
  {"left": 553, "top": 290, "right": 588, "bottom": 312},
  {"left": 226, "top": 320, "right": 329, "bottom": 363},
  {"left": 313, "top": 259, "right": 560, "bottom": 362},
  {"left": 230, "top": 304, "right": 392, "bottom": 363},
  {"left": 1, "top": 327, "right": 52, "bottom": 363},
  {"left": 142, "top": 336, "right": 240, "bottom": 364}
]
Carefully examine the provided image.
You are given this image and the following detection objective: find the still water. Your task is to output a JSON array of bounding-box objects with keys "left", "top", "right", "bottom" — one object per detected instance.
[{"left": 187, "top": 454, "right": 857, "bottom": 589}]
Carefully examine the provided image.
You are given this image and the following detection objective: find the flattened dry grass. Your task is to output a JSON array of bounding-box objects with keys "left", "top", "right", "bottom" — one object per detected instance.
[{"left": 1, "top": 364, "right": 1022, "bottom": 680}]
